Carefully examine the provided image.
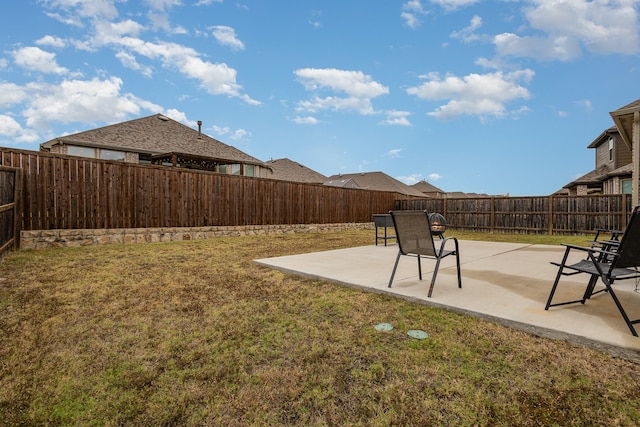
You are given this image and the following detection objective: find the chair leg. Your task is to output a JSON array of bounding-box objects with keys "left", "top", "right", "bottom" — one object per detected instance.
[
  {"left": 545, "top": 266, "right": 564, "bottom": 310},
  {"left": 388, "top": 251, "right": 402, "bottom": 288},
  {"left": 582, "top": 274, "right": 601, "bottom": 301},
  {"left": 603, "top": 279, "right": 639, "bottom": 337},
  {"left": 455, "top": 250, "right": 462, "bottom": 289},
  {"left": 427, "top": 257, "right": 442, "bottom": 298},
  {"left": 545, "top": 247, "right": 587, "bottom": 309}
]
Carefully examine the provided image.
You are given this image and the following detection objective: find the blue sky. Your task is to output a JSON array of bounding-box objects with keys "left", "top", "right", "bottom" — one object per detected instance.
[{"left": 0, "top": 0, "right": 638, "bottom": 196}]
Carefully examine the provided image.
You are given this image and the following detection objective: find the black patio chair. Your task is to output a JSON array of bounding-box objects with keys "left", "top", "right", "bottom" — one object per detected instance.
[
  {"left": 387, "top": 210, "right": 461, "bottom": 297},
  {"left": 545, "top": 205, "right": 640, "bottom": 336}
]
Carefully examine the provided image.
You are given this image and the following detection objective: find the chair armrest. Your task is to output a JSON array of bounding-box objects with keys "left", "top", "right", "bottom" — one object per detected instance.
[{"left": 561, "top": 243, "right": 619, "bottom": 258}]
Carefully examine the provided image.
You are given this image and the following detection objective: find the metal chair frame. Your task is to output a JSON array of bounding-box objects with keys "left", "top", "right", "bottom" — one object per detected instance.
[
  {"left": 387, "top": 210, "right": 461, "bottom": 297},
  {"left": 545, "top": 206, "right": 640, "bottom": 336}
]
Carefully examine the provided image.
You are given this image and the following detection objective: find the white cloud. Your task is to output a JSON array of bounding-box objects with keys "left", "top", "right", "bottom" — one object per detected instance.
[
  {"left": 431, "top": 0, "right": 479, "bottom": 11},
  {"left": 292, "top": 116, "right": 320, "bottom": 125},
  {"left": 195, "top": 0, "right": 223, "bottom": 5},
  {"left": 387, "top": 149, "right": 402, "bottom": 158},
  {"left": 12, "top": 46, "right": 69, "bottom": 75},
  {"left": 494, "top": 0, "right": 640, "bottom": 60},
  {"left": 115, "top": 51, "right": 153, "bottom": 77},
  {"left": 429, "top": 173, "right": 442, "bottom": 181},
  {"left": 0, "top": 83, "right": 28, "bottom": 108},
  {"left": 228, "top": 128, "right": 250, "bottom": 141},
  {"left": 0, "top": 115, "right": 23, "bottom": 136},
  {"left": 450, "top": 15, "right": 483, "bottom": 43},
  {"left": 380, "top": 110, "right": 412, "bottom": 126},
  {"left": 401, "top": 0, "right": 428, "bottom": 29},
  {"left": 209, "top": 125, "right": 250, "bottom": 140},
  {"left": 211, "top": 26, "right": 245, "bottom": 51},
  {"left": 396, "top": 173, "right": 424, "bottom": 185},
  {"left": 576, "top": 99, "right": 592, "bottom": 111},
  {"left": 407, "top": 70, "right": 534, "bottom": 120},
  {"left": 494, "top": 32, "right": 582, "bottom": 61},
  {"left": 0, "top": 115, "right": 40, "bottom": 143},
  {"left": 294, "top": 68, "right": 388, "bottom": 115},
  {"left": 22, "top": 76, "right": 144, "bottom": 130},
  {"left": 100, "top": 36, "right": 259, "bottom": 104},
  {"left": 35, "top": 35, "right": 67, "bottom": 48},
  {"left": 42, "top": 0, "right": 120, "bottom": 21}
]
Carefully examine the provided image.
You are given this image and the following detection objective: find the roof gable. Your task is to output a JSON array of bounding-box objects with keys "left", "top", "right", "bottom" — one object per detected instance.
[
  {"left": 325, "top": 171, "right": 426, "bottom": 197},
  {"left": 411, "top": 180, "right": 443, "bottom": 193},
  {"left": 265, "top": 158, "right": 327, "bottom": 183}
]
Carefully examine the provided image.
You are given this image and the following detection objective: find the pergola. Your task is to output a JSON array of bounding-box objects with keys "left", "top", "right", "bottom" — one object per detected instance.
[{"left": 610, "top": 99, "right": 640, "bottom": 206}]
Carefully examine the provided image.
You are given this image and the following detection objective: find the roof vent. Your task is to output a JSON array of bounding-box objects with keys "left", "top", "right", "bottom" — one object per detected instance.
[
  {"left": 197, "top": 120, "right": 202, "bottom": 139},
  {"left": 158, "top": 115, "right": 169, "bottom": 121}
]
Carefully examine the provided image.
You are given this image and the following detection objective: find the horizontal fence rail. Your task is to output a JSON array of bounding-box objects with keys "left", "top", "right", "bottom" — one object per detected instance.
[{"left": 0, "top": 147, "right": 634, "bottom": 237}]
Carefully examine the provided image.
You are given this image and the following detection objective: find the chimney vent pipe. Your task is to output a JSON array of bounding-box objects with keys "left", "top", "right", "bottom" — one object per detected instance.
[{"left": 197, "top": 120, "right": 202, "bottom": 139}]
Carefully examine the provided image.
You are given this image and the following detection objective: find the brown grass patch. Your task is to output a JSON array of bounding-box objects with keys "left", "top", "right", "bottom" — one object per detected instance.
[{"left": 1, "top": 230, "right": 639, "bottom": 426}]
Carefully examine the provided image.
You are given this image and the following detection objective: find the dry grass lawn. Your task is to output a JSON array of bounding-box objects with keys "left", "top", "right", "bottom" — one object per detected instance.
[{"left": 1, "top": 229, "right": 640, "bottom": 426}]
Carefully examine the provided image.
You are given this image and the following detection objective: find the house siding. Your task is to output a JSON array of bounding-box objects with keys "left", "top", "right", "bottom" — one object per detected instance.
[{"left": 615, "top": 135, "right": 632, "bottom": 167}]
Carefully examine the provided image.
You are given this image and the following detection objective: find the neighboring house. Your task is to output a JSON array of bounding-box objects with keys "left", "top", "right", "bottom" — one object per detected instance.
[
  {"left": 265, "top": 158, "right": 327, "bottom": 184},
  {"left": 563, "top": 126, "right": 633, "bottom": 195},
  {"left": 40, "top": 114, "right": 271, "bottom": 178},
  {"left": 411, "top": 180, "right": 445, "bottom": 198},
  {"left": 324, "top": 171, "right": 426, "bottom": 197}
]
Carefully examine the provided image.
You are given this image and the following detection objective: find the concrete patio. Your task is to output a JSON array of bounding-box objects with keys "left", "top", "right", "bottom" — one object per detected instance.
[{"left": 255, "top": 240, "right": 640, "bottom": 361}]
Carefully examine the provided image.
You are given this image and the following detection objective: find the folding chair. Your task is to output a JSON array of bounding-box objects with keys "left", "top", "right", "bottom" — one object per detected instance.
[
  {"left": 387, "top": 210, "right": 461, "bottom": 297},
  {"left": 545, "top": 206, "right": 640, "bottom": 336}
]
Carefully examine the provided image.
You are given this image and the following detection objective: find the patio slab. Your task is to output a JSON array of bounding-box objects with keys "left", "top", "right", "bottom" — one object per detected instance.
[{"left": 255, "top": 240, "right": 640, "bottom": 360}]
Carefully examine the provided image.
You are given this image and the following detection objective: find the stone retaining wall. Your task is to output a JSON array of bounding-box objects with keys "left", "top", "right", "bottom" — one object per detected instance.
[{"left": 21, "top": 223, "right": 374, "bottom": 250}]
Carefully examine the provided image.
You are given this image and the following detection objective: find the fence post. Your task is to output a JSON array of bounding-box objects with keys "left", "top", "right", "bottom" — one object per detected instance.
[
  {"left": 14, "top": 168, "right": 22, "bottom": 250},
  {"left": 548, "top": 195, "right": 554, "bottom": 235},
  {"left": 490, "top": 196, "right": 495, "bottom": 233}
]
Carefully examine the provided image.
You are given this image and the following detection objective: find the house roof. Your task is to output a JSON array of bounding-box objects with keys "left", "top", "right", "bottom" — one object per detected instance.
[
  {"left": 610, "top": 98, "right": 640, "bottom": 150},
  {"left": 564, "top": 163, "right": 633, "bottom": 188},
  {"left": 265, "top": 158, "right": 327, "bottom": 183},
  {"left": 410, "top": 180, "right": 444, "bottom": 194},
  {"left": 40, "top": 114, "right": 267, "bottom": 167},
  {"left": 324, "top": 171, "right": 426, "bottom": 197},
  {"left": 587, "top": 126, "right": 618, "bottom": 149}
]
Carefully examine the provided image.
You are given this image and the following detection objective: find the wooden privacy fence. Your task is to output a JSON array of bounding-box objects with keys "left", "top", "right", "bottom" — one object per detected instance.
[
  {"left": 0, "top": 166, "right": 21, "bottom": 256},
  {"left": 401, "top": 194, "right": 634, "bottom": 235},
  {"left": 0, "top": 148, "right": 399, "bottom": 231},
  {"left": 1, "top": 146, "right": 635, "bottom": 236}
]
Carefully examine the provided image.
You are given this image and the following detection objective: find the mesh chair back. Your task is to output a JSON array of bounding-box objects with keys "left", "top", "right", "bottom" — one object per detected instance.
[
  {"left": 613, "top": 206, "right": 640, "bottom": 269},
  {"left": 390, "top": 210, "right": 437, "bottom": 257}
]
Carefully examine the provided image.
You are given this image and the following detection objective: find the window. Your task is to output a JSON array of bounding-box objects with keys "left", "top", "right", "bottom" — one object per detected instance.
[
  {"left": 622, "top": 179, "right": 633, "bottom": 194},
  {"left": 609, "top": 137, "right": 614, "bottom": 161},
  {"left": 244, "top": 165, "right": 255, "bottom": 177},
  {"left": 100, "top": 149, "right": 125, "bottom": 161},
  {"left": 230, "top": 164, "right": 241, "bottom": 175},
  {"left": 218, "top": 164, "right": 226, "bottom": 174},
  {"left": 67, "top": 145, "right": 96, "bottom": 158}
]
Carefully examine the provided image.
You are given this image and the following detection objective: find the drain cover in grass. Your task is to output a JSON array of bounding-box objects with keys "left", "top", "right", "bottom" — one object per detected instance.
[
  {"left": 407, "top": 330, "right": 428, "bottom": 339},
  {"left": 374, "top": 323, "right": 394, "bottom": 332}
]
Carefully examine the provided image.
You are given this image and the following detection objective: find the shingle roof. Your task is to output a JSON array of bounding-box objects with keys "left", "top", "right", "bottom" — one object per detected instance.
[
  {"left": 40, "top": 114, "right": 267, "bottom": 166},
  {"left": 411, "top": 180, "right": 444, "bottom": 194},
  {"left": 324, "top": 171, "right": 426, "bottom": 197},
  {"left": 564, "top": 163, "right": 632, "bottom": 187},
  {"left": 265, "top": 158, "right": 327, "bottom": 183}
]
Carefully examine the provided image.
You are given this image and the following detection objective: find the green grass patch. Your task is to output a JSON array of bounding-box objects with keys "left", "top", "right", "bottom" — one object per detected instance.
[{"left": 1, "top": 230, "right": 639, "bottom": 425}]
